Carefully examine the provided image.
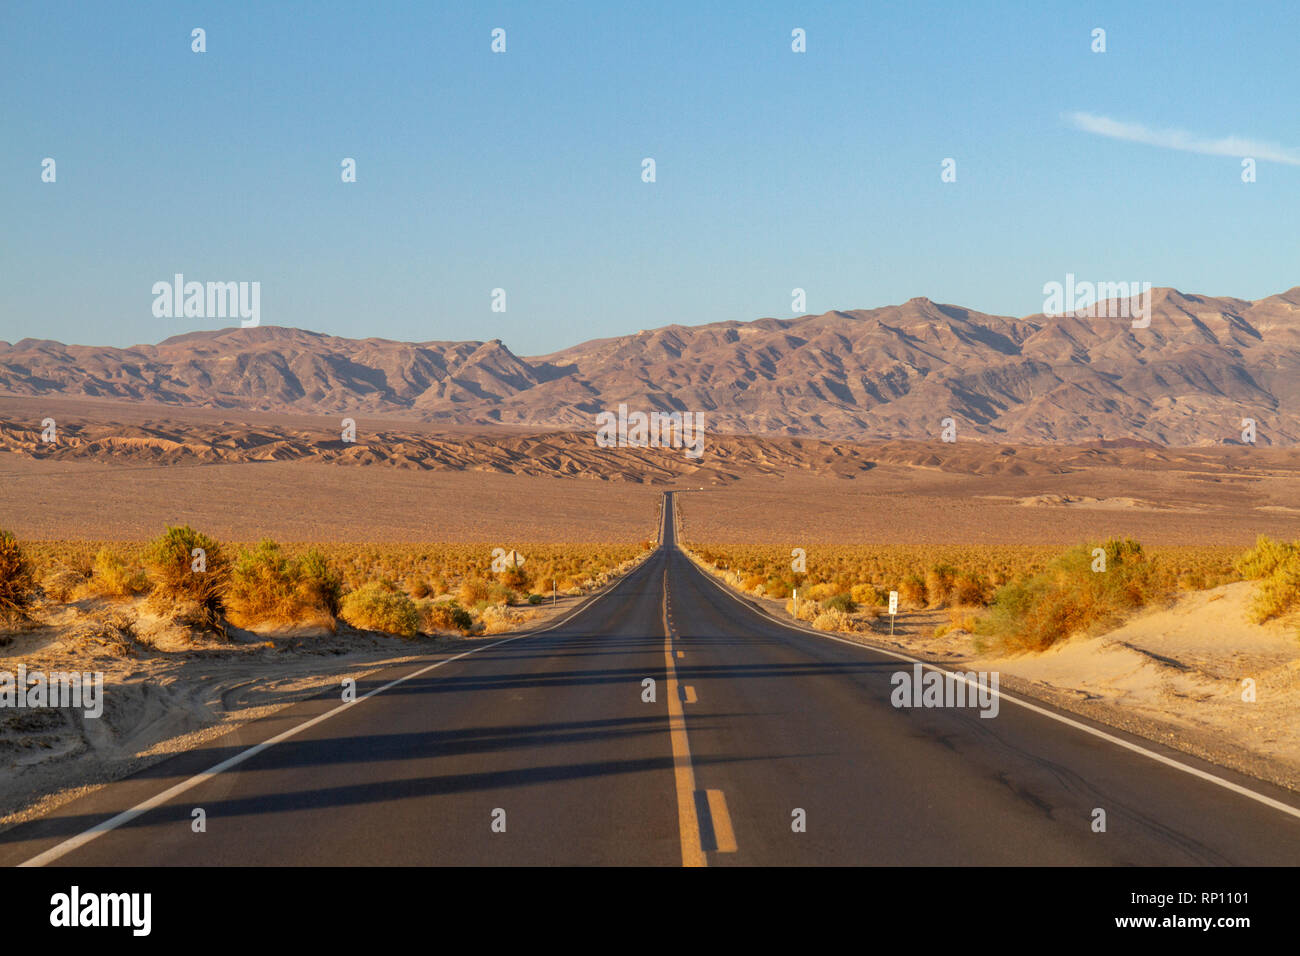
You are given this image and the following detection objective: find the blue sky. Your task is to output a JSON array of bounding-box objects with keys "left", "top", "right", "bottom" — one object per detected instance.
[{"left": 3, "top": 0, "right": 1298, "bottom": 353}]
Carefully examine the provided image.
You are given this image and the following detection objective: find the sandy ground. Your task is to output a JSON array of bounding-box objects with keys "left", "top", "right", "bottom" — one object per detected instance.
[
  {"left": 0, "top": 459, "right": 664, "bottom": 543},
  {"left": 673, "top": 464, "right": 1300, "bottom": 546},
  {"left": 687, "top": 553, "right": 1300, "bottom": 793},
  {"left": 4, "top": 397, "right": 1300, "bottom": 546}
]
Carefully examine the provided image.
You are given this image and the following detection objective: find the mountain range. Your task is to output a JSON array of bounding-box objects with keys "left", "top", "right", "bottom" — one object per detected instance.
[{"left": 4, "top": 287, "right": 1299, "bottom": 445}]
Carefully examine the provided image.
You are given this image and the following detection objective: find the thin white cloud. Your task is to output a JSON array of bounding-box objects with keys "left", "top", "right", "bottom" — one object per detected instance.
[{"left": 1066, "top": 111, "right": 1300, "bottom": 166}]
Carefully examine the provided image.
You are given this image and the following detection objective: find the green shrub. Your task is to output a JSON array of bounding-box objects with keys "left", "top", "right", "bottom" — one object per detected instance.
[
  {"left": 1235, "top": 535, "right": 1298, "bottom": 580},
  {"left": 974, "top": 538, "right": 1158, "bottom": 652},
  {"left": 145, "top": 525, "right": 228, "bottom": 618},
  {"left": 527, "top": 593, "right": 545, "bottom": 605},
  {"left": 340, "top": 581, "right": 419, "bottom": 637},
  {"left": 296, "top": 547, "right": 342, "bottom": 617},
  {"left": 1236, "top": 536, "right": 1300, "bottom": 624},
  {"left": 224, "top": 542, "right": 343, "bottom": 627},
  {"left": 89, "top": 548, "right": 148, "bottom": 599},
  {"left": 226, "top": 540, "right": 300, "bottom": 625},
  {"left": 0, "top": 529, "right": 35, "bottom": 622},
  {"left": 825, "top": 592, "right": 856, "bottom": 613}
]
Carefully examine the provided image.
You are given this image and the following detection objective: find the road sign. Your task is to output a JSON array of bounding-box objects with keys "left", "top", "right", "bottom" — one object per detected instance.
[{"left": 888, "top": 591, "right": 898, "bottom": 615}]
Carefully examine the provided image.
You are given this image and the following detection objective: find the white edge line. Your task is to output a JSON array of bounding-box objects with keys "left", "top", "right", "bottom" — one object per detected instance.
[
  {"left": 682, "top": 542, "right": 1300, "bottom": 823},
  {"left": 18, "top": 550, "right": 655, "bottom": 867}
]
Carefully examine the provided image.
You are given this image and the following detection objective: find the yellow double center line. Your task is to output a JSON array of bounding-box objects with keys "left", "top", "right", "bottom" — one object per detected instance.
[
  {"left": 661, "top": 567, "right": 737, "bottom": 865},
  {"left": 662, "top": 569, "right": 706, "bottom": 867}
]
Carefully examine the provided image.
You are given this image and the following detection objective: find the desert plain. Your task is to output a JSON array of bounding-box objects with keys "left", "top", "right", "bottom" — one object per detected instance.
[{"left": 2, "top": 394, "right": 1300, "bottom": 824}]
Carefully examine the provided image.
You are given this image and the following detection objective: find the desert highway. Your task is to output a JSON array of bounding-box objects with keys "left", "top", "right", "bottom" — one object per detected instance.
[{"left": 5, "top": 492, "right": 1300, "bottom": 867}]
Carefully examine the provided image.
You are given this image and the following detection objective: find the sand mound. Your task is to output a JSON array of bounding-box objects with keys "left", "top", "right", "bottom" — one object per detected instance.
[
  {"left": 981, "top": 582, "right": 1300, "bottom": 770},
  {"left": 1015, "top": 494, "right": 1170, "bottom": 510}
]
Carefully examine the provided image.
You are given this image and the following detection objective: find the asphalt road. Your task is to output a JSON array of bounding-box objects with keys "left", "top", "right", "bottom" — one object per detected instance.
[{"left": 5, "top": 492, "right": 1300, "bottom": 866}]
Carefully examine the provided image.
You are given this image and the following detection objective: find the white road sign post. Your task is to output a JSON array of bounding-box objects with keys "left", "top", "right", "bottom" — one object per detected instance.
[{"left": 888, "top": 590, "right": 899, "bottom": 636}]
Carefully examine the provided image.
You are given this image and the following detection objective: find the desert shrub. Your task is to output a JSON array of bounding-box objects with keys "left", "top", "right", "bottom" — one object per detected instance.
[
  {"left": 952, "top": 572, "right": 989, "bottom": 607},
  {"left": 824, "top": 592, "right": 856, "bottom": 613},
  {"left": 89, "top": 548, "right": 148, "bottom": 598},
  {"left": 1235, "top": 536, "right": 1298, "bottom": 580},
  {"left": 459, "top": 575, "right": 492, "bottom": 606},
  {"left": 812, "top": 607, "right": 853, "bottom": 632},
  {"left": 850, "top": 583, "right": 882, "bottom": 606},
  {"left": 340, "top": 581, "right": 419, "bottom": 637},
  {"left": 0, "top": 529, "right": 35, "bottom": 622},
  {"left": 925, "top": 564, "right": 958, "bottom": 608},
  {"left": 765, "top": 577, "right": 792, "bottom": 599},
  {"left": 480, "top": 603, "right": 526, "bottom": 634},
  {"left": 527, "top": 593, "right": 545, "bottom": 605},
  {"left": 420, "top": 600, "right": 474, "bottom": 634},
  {"left": 499, "top": 564, "right": 531, "bottom": 591},
  {"left": 145, "top": 525, "right": 228, "bottom": 620},
  {"left": 805, "top": 582, "right": 838, "bottom": 602},
  {"left": 934, "top": 608, "right": 980, "bottom": 639},
  {"left": 691, "top": 541, "right": 1240, "bottom": 618},
  {"left": 226, "top": 540, "right": 304, "bottom": 625},
  {"left": 488, "top": 581, "right": 518, "bottom": 605},
  {"left": 974, "top": 538, "right": 1158, "bottom": 652},
  {"left": 785, "top": 596, "right": 821, "bottom": 622},
  {"left": 898, "top": 575, "right": 927, "bottom": 609},
  {"left": 1250, "top": 566, "right": 1300, "bottom": 624},
  {"left": 68, "top": 610, "right": 137, "bottom": 656},
  {"left": 296, "top": 548, "right": 343, "bottom": 617},
  {"left": 1236, "top": 536, "right": 1300, "bottom": 624}
]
